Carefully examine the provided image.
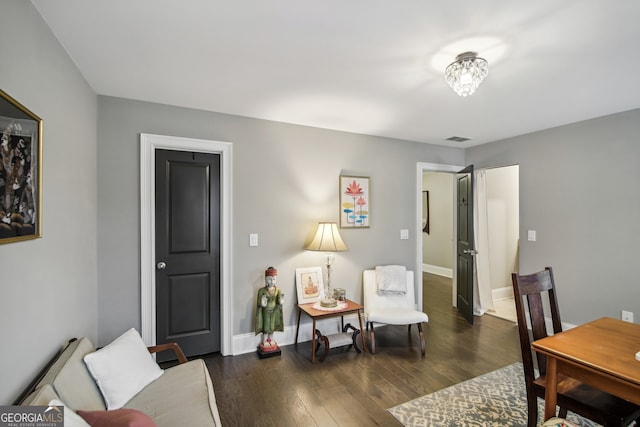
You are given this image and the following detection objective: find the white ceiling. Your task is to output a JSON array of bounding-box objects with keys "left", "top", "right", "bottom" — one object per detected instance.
[{"left": 32, "top": 1, "right": 640, "bottom": 147}]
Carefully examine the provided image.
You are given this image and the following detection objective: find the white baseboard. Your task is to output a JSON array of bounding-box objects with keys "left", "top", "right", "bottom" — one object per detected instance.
[
  {"left": 491, "top": 286, "right": 513, "bottom": 300},
  {"left": 232, "top": 313, "right": 363, "bottom": 355},
  {"left": 230, "top": 312, "right": 577, "bottom": 356},
  {"left": 422, "top": 264, "right": 453, "bottom": 278}
]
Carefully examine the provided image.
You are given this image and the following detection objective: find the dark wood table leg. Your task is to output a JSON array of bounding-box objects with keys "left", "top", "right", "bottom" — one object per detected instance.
[
  {"left": 544, "top": 356, "right": 558, "bottom": 420},
  {"left": 311, "top": 319, "right": 317, "bottom": 363},
  {"left": 295, "top": 309, "right": 302, "bottom": 346},
  {"left": 357, "top": 311, "right": 367, "bottom": 352}
]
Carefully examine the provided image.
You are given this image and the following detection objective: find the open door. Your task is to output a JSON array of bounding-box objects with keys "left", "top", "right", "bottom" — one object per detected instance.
[{"left": 456, "top": 165, "right": 476, "bottom": 324}]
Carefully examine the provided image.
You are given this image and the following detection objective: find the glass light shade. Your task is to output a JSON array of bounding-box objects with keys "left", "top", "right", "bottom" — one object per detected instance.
[{"left": 445, "top": 52, "right": 489, "bottom": 97}]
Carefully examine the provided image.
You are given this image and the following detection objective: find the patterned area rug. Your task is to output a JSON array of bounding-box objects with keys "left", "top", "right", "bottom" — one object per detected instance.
[{"left": 387, "top": 363, "right": 600, "bottom": 427}]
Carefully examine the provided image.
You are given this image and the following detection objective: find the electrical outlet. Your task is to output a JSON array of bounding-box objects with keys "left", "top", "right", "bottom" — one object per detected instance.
[
  {"left": 621, "top": 310, "right": 634, "bottom": 323},
  {"left": 400, "top": 229, "right": 409, "bottom": 240}
]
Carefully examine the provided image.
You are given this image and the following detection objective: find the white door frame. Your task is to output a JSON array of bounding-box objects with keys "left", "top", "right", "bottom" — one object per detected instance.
[
  {"left": 416, "top": 162, "right": 463, "bottom": 310},
  {"left": 140, "top": 133, "right": 233, "bottom": 356}
]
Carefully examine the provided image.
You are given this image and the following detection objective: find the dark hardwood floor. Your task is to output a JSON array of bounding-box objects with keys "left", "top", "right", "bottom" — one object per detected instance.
[{"left": 202, "top": 273, "right": 521, "bottom": 426}]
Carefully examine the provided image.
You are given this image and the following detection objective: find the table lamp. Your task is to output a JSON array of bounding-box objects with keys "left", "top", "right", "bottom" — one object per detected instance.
[{"left": 305, "top": 222, "right": 348, "bottom": 307}]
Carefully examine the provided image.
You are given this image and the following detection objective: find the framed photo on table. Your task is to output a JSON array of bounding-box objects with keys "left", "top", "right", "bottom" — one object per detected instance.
[
  {"left": 0, "top": 89, "right": 43, "bottom": 244},
  {"left": 295, "top": 266, "right": 324, "bottom": 304}
]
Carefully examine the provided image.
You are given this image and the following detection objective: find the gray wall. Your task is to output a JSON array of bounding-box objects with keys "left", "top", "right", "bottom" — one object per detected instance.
[
  {"left": 0, "top": 1, "right": 98, "bottom": 404},
  {"left": 485, "top": 165, "right": 519, "bottom": 289},
  {"left": 467, "top": 109, "right": 640, "bottom": 324},
  {"left": 97, "top": 96, "right": 464, "bottom": 345},
  {"left": 422, "top": 172, "right": 453, "bottom": 270}
]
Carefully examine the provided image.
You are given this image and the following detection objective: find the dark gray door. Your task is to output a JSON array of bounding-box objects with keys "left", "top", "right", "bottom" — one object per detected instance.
[
  {"left": 456, "top": 165, "right": 475, "bottom": 324},
  {"left": 155, "top": 149, "right": 221, "bottom": 360}
]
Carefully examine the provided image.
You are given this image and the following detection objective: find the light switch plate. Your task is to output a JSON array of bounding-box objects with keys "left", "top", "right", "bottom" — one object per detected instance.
[
  {"left": 249, "top": 233, "right": 258, "bottom": 247},
  {"left": 400, "top": 229, "right": 409, "bottom": 240},
  {"left": 527, "top": 230, "right": 536, "bottom": 241}
]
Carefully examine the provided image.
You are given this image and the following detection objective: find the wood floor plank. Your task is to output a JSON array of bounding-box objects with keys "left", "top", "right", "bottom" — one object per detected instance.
[{"left": 193, "top": 273, "right": 521, "bottom": 426}]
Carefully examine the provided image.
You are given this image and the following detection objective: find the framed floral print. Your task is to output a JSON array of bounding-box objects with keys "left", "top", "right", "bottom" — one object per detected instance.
[{"left": 340, "top": 175, "right": 369, "bottom": 228}]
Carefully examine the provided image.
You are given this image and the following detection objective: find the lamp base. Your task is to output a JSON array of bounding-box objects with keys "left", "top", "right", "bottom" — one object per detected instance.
[{"left": 320, "top": 297, "right": 338, "bottom": 308}]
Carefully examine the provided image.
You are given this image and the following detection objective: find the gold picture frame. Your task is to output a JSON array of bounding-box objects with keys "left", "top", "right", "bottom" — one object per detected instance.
[{"left": 0, "top": 89, "right": 43, "bottom": 243}]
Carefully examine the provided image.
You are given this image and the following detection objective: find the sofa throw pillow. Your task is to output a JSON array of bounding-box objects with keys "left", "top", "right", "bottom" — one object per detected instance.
[
  {"left": 83, "top": 328, "right": 163, "bottom": 410},
  {"left": 77, "top": 408, "right": 156, "bottom": 427},
  {"left": 48, "top": 399, "right": 91, "bottom": 427}
]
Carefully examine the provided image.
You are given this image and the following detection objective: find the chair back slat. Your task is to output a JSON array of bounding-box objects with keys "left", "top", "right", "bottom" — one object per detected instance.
[{"left": 511, "top": 267, "right": 561, "bottom": 380}]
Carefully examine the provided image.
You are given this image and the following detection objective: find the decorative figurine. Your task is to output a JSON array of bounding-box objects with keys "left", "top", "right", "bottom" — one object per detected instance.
[{"left": 255, "top": 266, "right": 284, "bottom": 358}]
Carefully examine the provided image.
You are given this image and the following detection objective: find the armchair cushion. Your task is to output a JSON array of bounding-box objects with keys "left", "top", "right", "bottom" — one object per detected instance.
[
  {"left": 124, "top": 358, "right": 221, "bottom": 427},
  {"left": 36, "top": 338, "right": 106, "bottom": 411},
  {"left": 367, "top": 308, "right": 428, "bottom": 325}
]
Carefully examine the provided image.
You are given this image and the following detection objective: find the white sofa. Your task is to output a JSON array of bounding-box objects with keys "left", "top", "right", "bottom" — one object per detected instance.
[{"left": 21, "top": 332, "right": 222, "bottom": 427}]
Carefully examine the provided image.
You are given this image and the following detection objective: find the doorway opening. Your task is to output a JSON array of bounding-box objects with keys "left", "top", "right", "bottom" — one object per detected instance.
[
  {"left": 476, "top": 165, "right": 519, "bottom": 322},
  {"left": 418, "top": 164, "right": 519, "bottom": 322},
  {"left": 140, "top": 134, "right": 233, "bottom": 356}
]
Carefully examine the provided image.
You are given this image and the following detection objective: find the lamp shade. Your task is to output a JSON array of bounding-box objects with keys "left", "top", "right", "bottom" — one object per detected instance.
[{"left": 305, "top": 222, "right": 348, "bottom": 252}]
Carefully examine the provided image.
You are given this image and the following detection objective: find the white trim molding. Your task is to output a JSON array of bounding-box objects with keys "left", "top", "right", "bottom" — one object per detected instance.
[
  {"left": 140, "top": 133, "right": 233, "bottom": 356},
  {"left": 422, "top": 264, "right": 453, "bottom": 278}
]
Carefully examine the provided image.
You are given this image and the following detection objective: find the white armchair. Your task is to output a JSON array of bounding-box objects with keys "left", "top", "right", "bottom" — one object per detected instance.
[{"left": 363, "top": 267, "right": 428, "bottom": 355}]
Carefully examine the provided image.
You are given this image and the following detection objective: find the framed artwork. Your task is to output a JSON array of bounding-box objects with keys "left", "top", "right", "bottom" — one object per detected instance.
[
  {"left": 0, "top": 89, "right": 43, "bottom": 244},
  {"left": 295, "top": 266, "right": 324, "bottom": 304},
  {"left": 422, "top": 191, "right": 430, "bottom": 234},
  {"left": 339, "top": 175, "right": 370, "bottom": 228}
]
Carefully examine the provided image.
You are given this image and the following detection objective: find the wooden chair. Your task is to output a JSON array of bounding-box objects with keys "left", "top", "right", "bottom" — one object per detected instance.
[
  {"left": 148, "top": 341, "right": 188, "bottom": 364},
  {"left": 512, "top": 267, "right": 640, "bottom": 427},
  {"left": 363, "top": 268, "right": 428, "bottom": 355}
]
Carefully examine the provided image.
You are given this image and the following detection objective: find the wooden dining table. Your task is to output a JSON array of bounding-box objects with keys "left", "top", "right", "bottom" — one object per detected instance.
[{"left": 532, "top": 317, "right": 640, "bottom": 421}]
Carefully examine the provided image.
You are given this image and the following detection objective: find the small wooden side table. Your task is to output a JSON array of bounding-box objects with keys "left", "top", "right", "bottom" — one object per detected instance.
[{"left": 295, "top": 299, "right": 366, "bottom": 363}]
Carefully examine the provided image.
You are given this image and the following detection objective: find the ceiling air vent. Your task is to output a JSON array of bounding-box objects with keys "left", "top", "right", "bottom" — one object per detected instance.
[{"left": 446, "top": 136, "right": 470, "bottom": 143}]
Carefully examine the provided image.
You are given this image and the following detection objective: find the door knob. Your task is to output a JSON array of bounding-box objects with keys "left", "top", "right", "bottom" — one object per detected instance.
[
  {"left": 463, "top": 249, "right": 478, "bottom": 255},
  {"left": 157, "top": 262, "right": 167, "bottom": 270}
]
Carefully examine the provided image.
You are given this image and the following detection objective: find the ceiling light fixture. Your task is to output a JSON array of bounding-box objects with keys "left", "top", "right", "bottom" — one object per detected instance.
[{"left": 445, "top": 51, "right": 488, "bottom": 97}]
